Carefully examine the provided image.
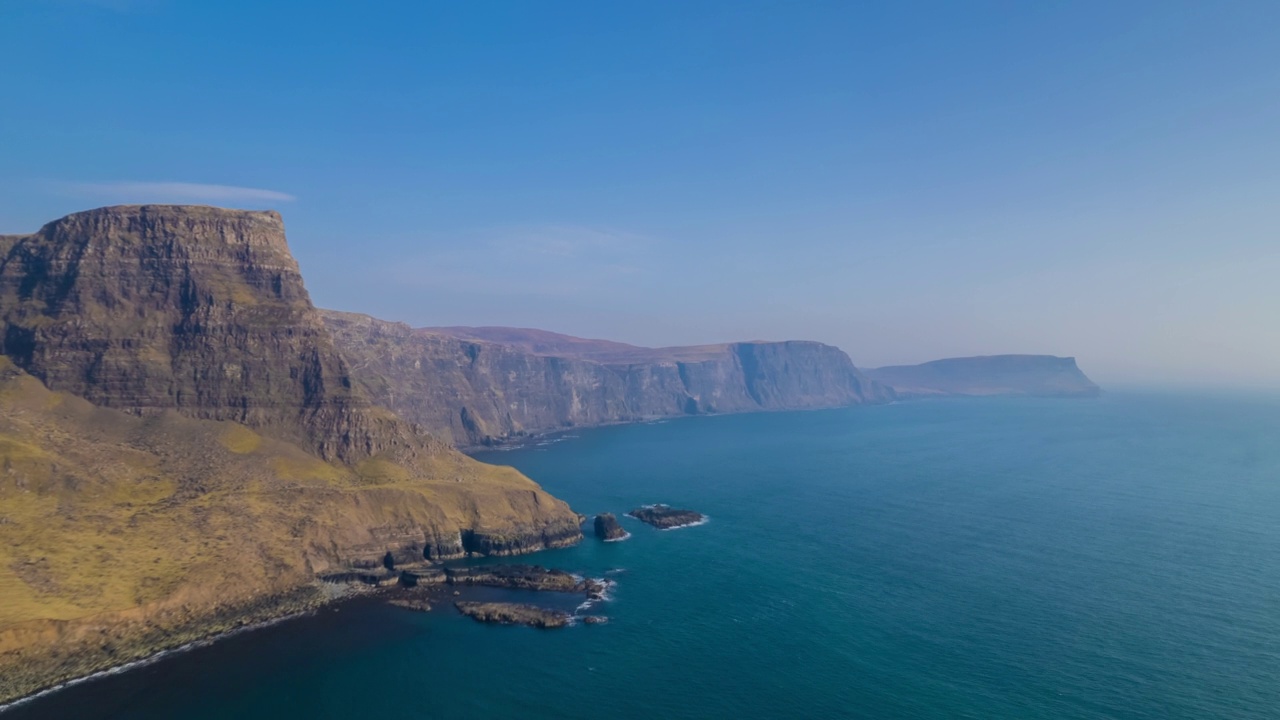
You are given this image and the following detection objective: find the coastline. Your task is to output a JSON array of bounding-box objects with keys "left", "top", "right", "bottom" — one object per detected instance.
[
  {"left": 458, "top": 401, "right": 881, "bottom": 454},
  {"left": 1, "top": 553, "right": 609, "bottom": 709},
  {"left": 0, "top": 584, "right": 347, "bottom": 709},
  {"left": 0, "top": 606, "right": 321, "bottom": 715}
]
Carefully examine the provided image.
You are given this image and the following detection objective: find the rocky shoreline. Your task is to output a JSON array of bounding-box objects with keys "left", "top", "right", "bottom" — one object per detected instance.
[
  {"left": 0, "top": 585, "right": 333, "bottom": 708},
  {"left": 0, "top": 548, "right": 591, "bottom": 707},
  {"left": 4, "top": 500, "right": 704, "bottom": 706}
]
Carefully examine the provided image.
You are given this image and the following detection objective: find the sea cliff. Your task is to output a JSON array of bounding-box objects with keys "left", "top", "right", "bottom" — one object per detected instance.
[
  {"left": 322, "top": 312, "right": 894, "bottom": 447},
  {"left": 0, "top": 206, "right": 581, "bottom": 703}
]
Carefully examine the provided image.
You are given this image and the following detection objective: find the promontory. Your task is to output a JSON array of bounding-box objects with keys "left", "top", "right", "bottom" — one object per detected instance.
[{"left": 0, "top": 205, "right": 581, "bottom": 703}]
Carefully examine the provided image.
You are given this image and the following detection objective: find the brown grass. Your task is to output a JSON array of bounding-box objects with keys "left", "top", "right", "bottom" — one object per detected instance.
[{"left": 0, "top": 356, "right": 580, "bottom": 702}]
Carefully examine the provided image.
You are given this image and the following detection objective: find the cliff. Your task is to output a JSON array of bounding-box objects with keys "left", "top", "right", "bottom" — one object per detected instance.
[
  {"left": 321, "top": 312, "right": 894, "bottom": 447},
  {"left": 0, "top": 206, "right": 581, "bottom": 702},
  {"left": 0, "top": 206, "right": 404, "bottom": 463},
  {"left": 865, "top": 355, "right": 1101, "bottom": 398}
]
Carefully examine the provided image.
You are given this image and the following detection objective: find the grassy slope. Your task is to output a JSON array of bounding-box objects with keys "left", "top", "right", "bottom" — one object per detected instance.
[{"left": 0, "top": 356, "right": 577, "bottom": 701}]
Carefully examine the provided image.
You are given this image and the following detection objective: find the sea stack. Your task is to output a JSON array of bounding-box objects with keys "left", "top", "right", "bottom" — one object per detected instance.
[{"left": 594, "top": 513, "right": 629, "bottom": 540}]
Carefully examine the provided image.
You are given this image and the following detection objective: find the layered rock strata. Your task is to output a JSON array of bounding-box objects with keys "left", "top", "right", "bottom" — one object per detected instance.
[{"left": 322, "top": 311, "right": 895, "bottom": 447}]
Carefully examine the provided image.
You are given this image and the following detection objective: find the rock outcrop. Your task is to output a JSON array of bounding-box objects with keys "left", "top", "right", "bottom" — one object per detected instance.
[
  {"left": 0, "top": 206, "right": 582, "bottom": 703},
  {"left": 866, "top": 355, "right": 1101, "bottom": 398},
  {"left": 628, "top": 505, "right": 706, "bottom": 529},
  {"left": 0, "top": 205, "right": 421, "bottom": 463},
  {"left": 321, "top": 311, "right": 894, "bottom": 447},
  {"left": 444, "top": 564, "right": 601, "bottom": 594},
  {"left": 594, "top": 513, "right": 629, "bottom": 541},
  {"left": 454, "top": 601, "right": 571, "bottom": 629}
]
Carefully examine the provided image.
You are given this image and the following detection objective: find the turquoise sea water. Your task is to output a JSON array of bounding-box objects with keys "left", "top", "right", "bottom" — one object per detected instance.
[{"left": 9, "top": 393, "right": 1280, "bottom": 719}]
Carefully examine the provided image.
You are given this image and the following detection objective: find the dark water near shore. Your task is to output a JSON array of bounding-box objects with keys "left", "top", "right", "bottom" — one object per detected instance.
[{"left": 10, "top": 392, "right": 1280, "bottom": 719}]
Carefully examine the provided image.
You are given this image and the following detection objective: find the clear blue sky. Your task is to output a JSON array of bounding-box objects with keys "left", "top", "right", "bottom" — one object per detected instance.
[{"left": 2, "top": 1, "right": 1277, "bottom": 388}]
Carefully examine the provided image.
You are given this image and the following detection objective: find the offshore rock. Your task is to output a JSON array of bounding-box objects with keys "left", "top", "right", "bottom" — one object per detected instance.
[
  {"left": 628, "top": 505, "right": 706, "bottom": 529},
  {"left": 454, "top": 602, "right": 571, "bottom": 629},
  {"left": 594, "top": 513, "right": 629, "bottom": 541},
  {"left": 445, "top": 564, "right": 595, "bottom": 594}
]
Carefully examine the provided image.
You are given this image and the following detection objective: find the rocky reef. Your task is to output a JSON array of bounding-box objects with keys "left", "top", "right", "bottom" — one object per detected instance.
[
  {"left": 0, "top": 206, "right": 582, "bottom": 704},
  {"left": 444, "top": 564, "right": 606, "bottom": 599},
  {"left": 594, "top": 513, "right": 629, "bottom": 541},
  {"left": 866, "top": 355, "right": 1101, "bottom": 398},
  {"left": 384, "top": 561, "right": 612, "bottom": 626},
  {"left": 628, "top": 505, "right": 706, "bottom": 529},
  {"left": 444, "top": 564, "right": 583, "bottom": 592},
  {"left": 454, "top": 602, "right": 572, "bottom": 629},
  {"left": 321, "top": 311, "right": 895, "bottom": 447}
]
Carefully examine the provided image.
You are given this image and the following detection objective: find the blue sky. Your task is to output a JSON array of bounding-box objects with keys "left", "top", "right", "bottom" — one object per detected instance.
[{"left": 2, "top": 1, "right": 1278, "bottom": 388}]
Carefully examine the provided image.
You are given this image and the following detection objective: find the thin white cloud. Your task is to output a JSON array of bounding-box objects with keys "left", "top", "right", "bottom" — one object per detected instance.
[
  {"left": 485, "top": 225, "right": 650, "bottom": 259},
  {"left": 387, "top": 223, "right": 657, "bottom": 297},
  {"left": 67, "top": 181, "right": 296, "bottom": 203},
  {"left": 50, "top": 0, "right": 160, "bottom": 12}
]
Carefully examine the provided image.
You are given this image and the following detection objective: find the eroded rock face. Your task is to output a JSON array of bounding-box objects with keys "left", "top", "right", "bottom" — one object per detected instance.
[
  {"left": 321, "top": 311, "right": 895, "bottom": 447},
  {"left": 0, "top": 205, "right": 424, "bottom": 463},
  {"left": 594, "top": 513, "right": 628, "bottom": 541}
]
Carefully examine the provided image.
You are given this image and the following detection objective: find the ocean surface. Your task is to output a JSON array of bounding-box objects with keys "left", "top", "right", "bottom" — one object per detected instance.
[{"left": 8, "top": 392, "right": 1280, "bottom": 720}]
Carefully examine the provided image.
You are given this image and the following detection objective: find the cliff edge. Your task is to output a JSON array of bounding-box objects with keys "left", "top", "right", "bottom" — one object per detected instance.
[{"left": 322, "top": 312, "right": 894, "bottom": 447}]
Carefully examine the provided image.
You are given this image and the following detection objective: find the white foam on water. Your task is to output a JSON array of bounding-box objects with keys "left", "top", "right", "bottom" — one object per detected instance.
[
  {"left": 660, "top": 516, "right": 710, "bottom": 530},
  {"left": 574, "top": 578, "right": 617, "bottom": 613}
]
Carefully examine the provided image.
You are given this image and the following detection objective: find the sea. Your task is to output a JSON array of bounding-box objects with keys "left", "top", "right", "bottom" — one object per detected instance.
[{"left": 7, "top": 391, "right": 1280, "bottom": 719}]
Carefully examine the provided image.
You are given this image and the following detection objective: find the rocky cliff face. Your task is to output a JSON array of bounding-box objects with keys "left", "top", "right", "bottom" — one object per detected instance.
[
  {"left": 0, "top": 206, "right": 582, "bottom": 702},
  {"left": 322, "top": 311, "right": 894, "bottom": 447},
  {"left": 0, "top": 205, "right": 410, "bottom": 462},
  {"left": 865, "top": 355, "right": 1101, "bottom": 397}
]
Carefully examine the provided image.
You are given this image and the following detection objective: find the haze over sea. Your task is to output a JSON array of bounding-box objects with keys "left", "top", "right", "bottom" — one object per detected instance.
[{"left": 10, "top": 392, "right": 1280, "bottom": 720}]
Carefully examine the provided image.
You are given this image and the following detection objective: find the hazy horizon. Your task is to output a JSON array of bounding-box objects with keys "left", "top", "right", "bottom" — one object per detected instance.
[{"left": 2, "top": 2, "right": 1276, "bottom": 389}]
